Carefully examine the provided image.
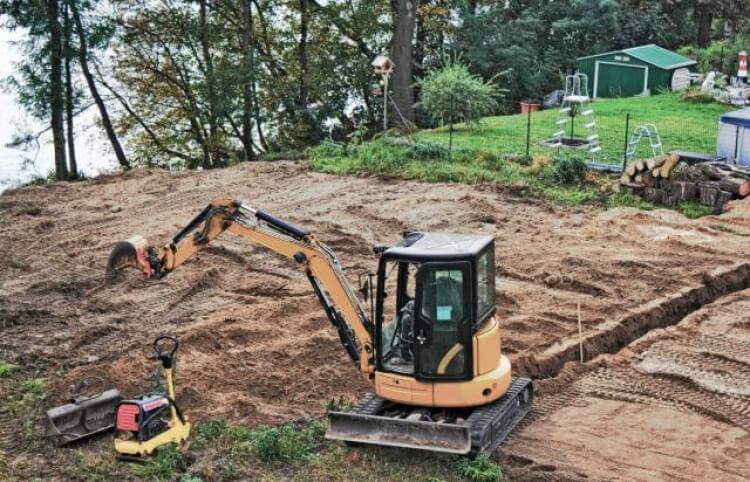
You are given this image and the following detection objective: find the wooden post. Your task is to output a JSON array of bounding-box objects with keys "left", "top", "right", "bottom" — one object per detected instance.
[{"left": 578, "top": 298, "right": 584, "bottom": 363}]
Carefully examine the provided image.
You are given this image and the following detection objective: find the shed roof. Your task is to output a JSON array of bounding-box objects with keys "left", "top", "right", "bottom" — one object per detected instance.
[
  {"left": 720, "top": 108, "right": 750, "bottom": 129},
  {"left": 578, "top": 44, "right": 696, "bottom": 70}
]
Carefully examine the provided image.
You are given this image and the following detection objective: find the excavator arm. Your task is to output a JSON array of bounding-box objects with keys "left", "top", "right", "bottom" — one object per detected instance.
[{"left": 106, "top": 198, "right": 375, "bottom": 376}]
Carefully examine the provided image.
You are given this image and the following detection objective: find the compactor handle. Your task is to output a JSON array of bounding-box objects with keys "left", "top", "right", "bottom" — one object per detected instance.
[{"left": 154, "top": 336, "right": 179, "bottom": 369}]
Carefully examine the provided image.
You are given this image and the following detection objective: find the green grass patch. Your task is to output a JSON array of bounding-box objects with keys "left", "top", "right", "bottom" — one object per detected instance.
[
  {"left": 607, "top": 192, "right": 655, "bottom": 210},
  {"left": 677, "top": 201, "right": 717, "bottom": 219},
  {"left": 311, "top": 138, "right": 597, "bottom": 207},
  {"left": 0, "top": 361, "right": 18, "bottom": 378},
  {"left": 417, "top": 93, "right": 732, "bottom": 165},
  {"left": 456, "top": 452, "right": 503, "bottom": 482},
  {"left": 130, "top": 444, "right": 188, "bottom": 482},
  {"left": 710, "top": 224, "right": 750, "bottom": 236}
]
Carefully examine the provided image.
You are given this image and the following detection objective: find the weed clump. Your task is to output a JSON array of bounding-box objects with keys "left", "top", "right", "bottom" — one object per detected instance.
[
  {"left": 130, "top": 444, "right": 188, "bottom": 482},
  {"left": 0, "top": 361, "right": 18, "bottom": 378},
  {"left": 551, "top": 157, "right": 587, "bottom": 185},
  {"left": 456, "top": 452, "right": 503, "bottom": 482}
]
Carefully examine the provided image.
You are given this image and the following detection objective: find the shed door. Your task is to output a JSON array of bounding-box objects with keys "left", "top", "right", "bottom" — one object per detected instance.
[{"left": 595, "top": 62, "right": 647, "bottom": 98}]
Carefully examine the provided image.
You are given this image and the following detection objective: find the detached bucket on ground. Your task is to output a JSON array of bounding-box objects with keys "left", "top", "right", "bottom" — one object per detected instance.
[{"left": 46, "top": 378, "right": 121, "bottom": 446}]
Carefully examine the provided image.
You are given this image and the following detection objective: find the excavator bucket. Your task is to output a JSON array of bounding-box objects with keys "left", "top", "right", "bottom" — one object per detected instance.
[
  {"left": 106, "top": 236, "right": 150, "bottom": 276},
  {"left": 326, "top": 411, "right": 472, "bottom": 454},
  {"left": 46, "top": 385, "right": 121, "bottom": 446}
]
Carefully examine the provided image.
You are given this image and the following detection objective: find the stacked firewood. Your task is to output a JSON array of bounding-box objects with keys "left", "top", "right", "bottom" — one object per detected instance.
[{"left": 620, "top": 154, "right": 750, "bottom": 208}]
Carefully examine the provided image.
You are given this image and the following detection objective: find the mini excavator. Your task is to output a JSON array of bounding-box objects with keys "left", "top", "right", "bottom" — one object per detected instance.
[{"left": 106, "top": 198, "right": 532, "bottom": 454}]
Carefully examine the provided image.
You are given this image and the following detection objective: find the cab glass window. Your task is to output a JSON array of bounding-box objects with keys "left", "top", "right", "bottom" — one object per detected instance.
[{"left": 476, "top": 249, "right": 494, "bottom": 320}]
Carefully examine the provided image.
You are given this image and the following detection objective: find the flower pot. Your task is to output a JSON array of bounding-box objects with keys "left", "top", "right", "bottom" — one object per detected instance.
[{"left": 520, "top": 102, "right": 541, "bottom": 113}]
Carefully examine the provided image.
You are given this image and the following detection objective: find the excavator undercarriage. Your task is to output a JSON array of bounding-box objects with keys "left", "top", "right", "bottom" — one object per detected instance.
[{"left": 327, "top": 377, "right": 532, "bottom": 454}]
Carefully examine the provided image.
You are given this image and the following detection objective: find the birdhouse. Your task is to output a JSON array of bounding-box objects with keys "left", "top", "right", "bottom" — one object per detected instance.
[{"left": 372, "top": 55, "right": 394, "bottom": 77}]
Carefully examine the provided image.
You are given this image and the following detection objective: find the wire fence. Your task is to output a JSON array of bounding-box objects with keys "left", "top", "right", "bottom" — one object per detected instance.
[{"left": 416, "top": 100, "right": 719, "bottom": 172}]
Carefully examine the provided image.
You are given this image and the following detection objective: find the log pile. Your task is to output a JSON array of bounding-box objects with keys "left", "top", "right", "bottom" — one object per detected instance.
[{"left": 620, "top": 153, "right": 750, "bottom": 209}]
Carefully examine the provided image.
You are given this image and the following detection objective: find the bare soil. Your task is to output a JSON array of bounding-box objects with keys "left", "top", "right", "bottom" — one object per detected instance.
[{"left": 1, "top": 161, "right": 750, "bottom": 480}]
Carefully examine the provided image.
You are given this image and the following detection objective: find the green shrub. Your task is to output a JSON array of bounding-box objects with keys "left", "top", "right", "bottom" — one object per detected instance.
[
  {"left": 456, "top": 452, "right": 503, "bottom": 482},
  {"left": 259, "top": 149, "right": 309, "bottom": 161},
  {"left": 417, "top": 57, "right": 502, "bottom": 126},
  {"left": 406, "top": 141, "right": 448, "bottom": 160},
  {"left": 551, "top": 158, "right": 587, "bottom": 185},
  {"left": 310, "top": 140, "right": 348, "bottom": 160}
]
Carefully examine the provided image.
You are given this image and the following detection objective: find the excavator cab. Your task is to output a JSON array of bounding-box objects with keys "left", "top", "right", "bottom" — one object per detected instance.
[{"left": 376, "top": 233, "right": 495, "bottom": 382}]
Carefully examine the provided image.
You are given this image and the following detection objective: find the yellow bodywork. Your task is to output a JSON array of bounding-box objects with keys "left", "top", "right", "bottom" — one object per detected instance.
[
  {"left": 114, "top": 368, "right": 191, "bottom": 457},
  {"left": 374, "top": 317, "right": 511, "bottom": 407}
]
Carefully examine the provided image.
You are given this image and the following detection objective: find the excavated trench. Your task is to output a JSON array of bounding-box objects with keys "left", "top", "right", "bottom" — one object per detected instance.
[{"left": 514, "top": 262, "right": 750, "bottom": 380}]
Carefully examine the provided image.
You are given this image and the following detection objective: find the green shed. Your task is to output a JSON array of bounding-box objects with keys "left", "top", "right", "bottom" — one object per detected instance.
[{"left": 576, "top": 44, "right": 697, "bottom": 98}]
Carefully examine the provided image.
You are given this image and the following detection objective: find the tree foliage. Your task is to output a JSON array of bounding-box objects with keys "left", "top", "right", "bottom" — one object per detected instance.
[
  {"left": 417, "top": 58, "right": 501, "bottom": 125},
  {"left": 1, "top": 0, "right": 749, "bottom": 172}
]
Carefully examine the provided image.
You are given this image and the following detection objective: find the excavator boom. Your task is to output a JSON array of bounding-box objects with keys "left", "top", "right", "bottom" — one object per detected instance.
[{"left": 107, "top": 198, "right": 375, "bottom": 376}]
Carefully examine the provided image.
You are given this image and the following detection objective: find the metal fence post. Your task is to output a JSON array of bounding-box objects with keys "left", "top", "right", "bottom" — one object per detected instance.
[
  {"left": 622, "top": 112, "right": 630, "bottom": 171},
  {"left": 525, "top": 108, "right": 532, "bottom": 160}
]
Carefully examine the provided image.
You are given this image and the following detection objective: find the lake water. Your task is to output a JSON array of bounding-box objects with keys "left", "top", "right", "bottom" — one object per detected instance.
[{"left": 0, "top": 28, "right": 117, "bottom": 192}]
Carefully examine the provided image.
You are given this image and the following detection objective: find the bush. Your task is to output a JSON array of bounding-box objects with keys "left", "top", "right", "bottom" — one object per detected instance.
[
  {"left": 456, "top": 452, "right": 503, "bottom": 482},
  {"left": 551, "top": 158, "right": 587, "bottom": 185},
  {"left": 310, "top": 140, "right": 348, "bottom": 160},
  {"left": 406, "top": 141, "right": 448, "bottom": 160},
  {"left": 417, "top": 57, "right": 502, "bottom": 126}
]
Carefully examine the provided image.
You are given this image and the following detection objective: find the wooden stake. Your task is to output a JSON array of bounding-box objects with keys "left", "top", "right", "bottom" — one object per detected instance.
[{"left": 578, "top": 298, "right": 584, "bottom": 363}]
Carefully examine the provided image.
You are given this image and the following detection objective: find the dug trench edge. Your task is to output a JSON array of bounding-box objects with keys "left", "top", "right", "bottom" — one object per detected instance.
[{"left": 513, "top": 262, "right": 750, "bottom": 380}]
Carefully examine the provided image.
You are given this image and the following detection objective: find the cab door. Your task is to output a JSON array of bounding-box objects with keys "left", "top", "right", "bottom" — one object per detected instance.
[{"left": 414, "top": 262, "right": 472, "bottom": 381}]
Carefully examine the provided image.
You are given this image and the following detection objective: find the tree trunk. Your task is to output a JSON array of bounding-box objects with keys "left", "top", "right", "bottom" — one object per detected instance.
[
  {"left": 70, "top": 0, "right": 130, "bottom": 170},
  {"left": 241, "top": 0, "right": 255, "bottom": 161},
  {"left": 48, "top": 0, "right": 68, "bottom": 181},
  {"left": 298, "top": 0, "right": 308, "bottom": 109},
  {"left": 696, "top": 8, "right": 713, "bottom": 48},
  {"left": 467, "top": 0, "right": 478, "bottom": 15},
  {"left": 63, "top": 1, "right": 77, "bottom": 179},
  {"left": 199, "top": 0, "right": 220, "bottom": 168},
  {"left": 390, "top": 0, "right": 417, "bottom": 126}
]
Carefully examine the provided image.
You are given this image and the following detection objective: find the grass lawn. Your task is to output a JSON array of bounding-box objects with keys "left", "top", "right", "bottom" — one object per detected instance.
[{"left": 417, "top": 93, "right": 733, "bottom": 165}]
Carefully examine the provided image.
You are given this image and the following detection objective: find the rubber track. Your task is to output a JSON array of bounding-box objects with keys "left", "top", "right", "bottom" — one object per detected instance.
[{"left": 465, "top": 377, "right": 532, "bottom": 453}]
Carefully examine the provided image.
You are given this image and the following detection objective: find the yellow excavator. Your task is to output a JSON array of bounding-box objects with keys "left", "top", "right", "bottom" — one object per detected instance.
[{"left": 106, "top": 198, "right": 532, "bottom": 454}]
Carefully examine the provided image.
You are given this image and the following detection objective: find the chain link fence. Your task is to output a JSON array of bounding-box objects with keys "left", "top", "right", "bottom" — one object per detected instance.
[{"left": 416, "top": 100, "right": 720, "bottom": 172}]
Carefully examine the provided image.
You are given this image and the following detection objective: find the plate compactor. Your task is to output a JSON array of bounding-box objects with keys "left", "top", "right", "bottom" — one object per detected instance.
[
  {"left": 107, "top": 198, "right": 532, "bottom": 454},
  {"left": 114, "top": 336, "right": 191, "bottom": 459}
]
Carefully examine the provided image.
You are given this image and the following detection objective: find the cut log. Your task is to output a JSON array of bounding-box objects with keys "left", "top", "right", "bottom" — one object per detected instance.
[
  {"left": 634, "top": 174, "right": 643, "bottom": 184},
  {"left": 646, "top": 155, "right": 668, "bottom": 170},
  {"left": 698, "top": 182, "right": 721, "bottom": 207},
  {"left": 620, "top": 173, "right": 633, "bottom": 185},
  {"left": 716, "top": 190, "right": 733, "bottom": 207},
  {"left": 625, "top": 163, "right": 638, "bottom": 177},
  {"left": 719, "top": 177, "right": 750, "bottom": 197},
  {"left": 652, "top": 168, "right": 661, "bottom": 178},
  {"left": 642, "top": 187, "right": 663, "bottom": 204},
  {"left": 659, "top": 154, "right": 680, "bottom": 179},
  {"left": 635, "top": 160, "right": 645, "bottom": 172},
  {"left": 666, "top": 181, "right": 698, "bottom": 202},
  {"left": 621, "top": 182, "right": 644, "bottom": 195},
  {"left": 641, "top": 173, "right": 655, "bottom": 187}
]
